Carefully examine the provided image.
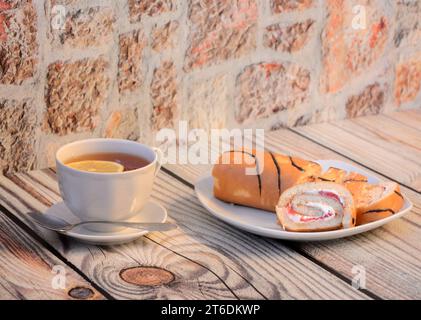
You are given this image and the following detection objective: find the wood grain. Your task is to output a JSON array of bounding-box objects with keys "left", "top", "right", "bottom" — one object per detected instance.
[
  {"left": 384, "top": 109, "right": 421, "bottom": 133},
  {"left": 0, "top": 205, "right": 103, "bottom": 300},
  {"left": 2, "top": 110, "right": 419, "bottom": 299},
  {"left": 148, "top": 173, "right": 368, "bottom": 299},
  {"left": 0, "top": 170, "right": 367, "bottom": 300},
  {"left": 295, "top": 112, "right": 421, "bottom": 192},
  {"left": 266, "top": 129, "right": 421, "bottom": 299},
  {"left": 161, "top": 122, "right": 421, "bottom": 299},
  {"left": 0, "top": 172, "right": 239, "bottom": 300}
]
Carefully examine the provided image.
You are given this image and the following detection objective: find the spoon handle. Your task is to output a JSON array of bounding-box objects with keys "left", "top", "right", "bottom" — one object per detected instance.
[{"left": 74, "top": 221, "right": 177, "bottom": 231}]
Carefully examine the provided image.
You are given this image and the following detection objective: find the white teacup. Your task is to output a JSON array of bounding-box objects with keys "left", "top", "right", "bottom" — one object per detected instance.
[{"left": 55, "top": 139, "right": 163, "bottom": 232}]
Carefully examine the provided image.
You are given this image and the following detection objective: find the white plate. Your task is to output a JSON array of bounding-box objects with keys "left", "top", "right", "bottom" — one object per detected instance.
[
  {"left": 42, "top": 201, "right": 167, "bottom": 245},
  {"left": 194, "top": 160, "right": 413, "bottom": 241}
]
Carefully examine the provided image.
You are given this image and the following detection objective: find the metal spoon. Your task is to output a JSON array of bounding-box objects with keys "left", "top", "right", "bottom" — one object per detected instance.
[{"left": 27, "top": 211, "right": 177, "bottom": 233}]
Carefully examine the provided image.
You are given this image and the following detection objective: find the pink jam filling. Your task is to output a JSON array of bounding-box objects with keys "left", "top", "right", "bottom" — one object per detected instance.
[
  {"left": 286, "top": 204, "right": 335, "bottom": 222},
  {"left": 318, "top": 191, "right": 341, "bottom": 203}
]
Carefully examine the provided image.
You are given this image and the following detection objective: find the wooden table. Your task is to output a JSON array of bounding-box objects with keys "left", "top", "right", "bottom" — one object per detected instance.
[{"left": 0, "top": 110, "right": 420, "bottom": 300}]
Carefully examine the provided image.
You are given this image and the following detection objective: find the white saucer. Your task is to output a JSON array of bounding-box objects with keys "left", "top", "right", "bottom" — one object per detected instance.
[
  {"left": 194, "top": 160, "right": 413, "bottom": 241},
  {"left": 41, "top": 201, "right": 167, "bottom": 245}
]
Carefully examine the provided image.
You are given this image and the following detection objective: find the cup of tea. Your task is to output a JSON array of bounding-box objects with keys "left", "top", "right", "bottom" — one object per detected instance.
[{"left": 55, "top": 138, "right": 163, "bottom": 232}]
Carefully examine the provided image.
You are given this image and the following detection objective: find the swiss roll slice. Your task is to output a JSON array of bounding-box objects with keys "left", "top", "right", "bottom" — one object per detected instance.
[{"left": 276, "top": 182, "right": 356, "bottom": 232}]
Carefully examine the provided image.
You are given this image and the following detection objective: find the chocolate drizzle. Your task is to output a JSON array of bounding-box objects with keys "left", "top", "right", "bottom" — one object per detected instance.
[
  {"left": 394, "top": 190, "right": 404, "bottom": 199},
  {"left": 318, "top": 176, "right": 334, "bottom": 182},
  {"left": 269, "top": 152, "right": 281, "bottom": 195},
  {"left": 361, "top": 208, "right": 395, "bottom": 215},
  {"left": 226, "top": 150, "right": 262, "bottom": 196},
  {"left": 289, "top": 156, "right": 305, "bottom": 172}
]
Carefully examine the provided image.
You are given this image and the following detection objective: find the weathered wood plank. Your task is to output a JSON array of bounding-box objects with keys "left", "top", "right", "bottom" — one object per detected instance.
[
  {"left": 265, "top": 129, "right": 421, "bottom": 299},
  {"left": 384, "top": 109, "right": 421, "bottom": 133},
  {"left": 295, "top": 112, "right": 421, "bottom": 191},
  {"left": 0, "top": 173, "right": 240, "bottom": 300},
  {"left": 0, "top": 170, "right": 367, "bottom": 300},
  {"left": 0, "top": 206, "right": 103, "bottom": 300},
  {"left": 148, "top": 173, "right": 368, "bottom": 299},
  {"left": 160, "top": 122, "right": 421, "bottom": 299}
]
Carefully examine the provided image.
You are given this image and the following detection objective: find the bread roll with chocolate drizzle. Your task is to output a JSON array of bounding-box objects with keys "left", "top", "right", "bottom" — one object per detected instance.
[
  {"left": 212, "top": 149, "right": 321, "bottom": 212},
  {"left": 212, "top": 150, "right": 404, "bottom": 225}
]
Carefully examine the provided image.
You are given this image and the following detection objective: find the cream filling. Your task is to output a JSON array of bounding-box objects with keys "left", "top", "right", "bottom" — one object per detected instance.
[
  {"left": 368, "top": 185, "right": 387, "bottom": 205},
  {"left": 287, "top": 191, "right": 343, "bottom": 224},
  {"left": 305, "top": 189, "right": 345, "bottom": 206}
]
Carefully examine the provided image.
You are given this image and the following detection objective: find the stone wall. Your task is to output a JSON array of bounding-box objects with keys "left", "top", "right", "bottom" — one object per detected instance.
[{"left": 0, "top": 0, "right": 420, "bottom": 172}]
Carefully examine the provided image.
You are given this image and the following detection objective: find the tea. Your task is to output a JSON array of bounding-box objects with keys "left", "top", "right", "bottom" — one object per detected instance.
[{"left": 65, "top": 153, "right": 150, "bottom": 172}]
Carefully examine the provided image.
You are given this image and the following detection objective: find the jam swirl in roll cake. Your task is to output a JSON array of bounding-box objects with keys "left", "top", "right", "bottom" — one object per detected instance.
[{"left": 276, "top": 182, "right": 356, "bottom": 232}]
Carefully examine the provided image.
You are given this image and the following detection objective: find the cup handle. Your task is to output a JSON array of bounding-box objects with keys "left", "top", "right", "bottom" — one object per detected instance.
[{"left": 152, "top": 147, "right": 163, "bottom": 176}]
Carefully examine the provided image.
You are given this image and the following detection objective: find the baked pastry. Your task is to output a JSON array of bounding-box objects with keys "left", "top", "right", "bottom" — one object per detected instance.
[
  {"left": 212, "top": 149, "right": 321, "bottom": 212},
  {"left": 212, "top": 149, "right": 403, "bottom": 228},
  {"left": 343, "top": 171, "right": 368, "bottom": 183},
  {"left": 317, "top": 167, "right": 347, "bottom": 183},
  {"left": 276, "top": 182, "right": 356, "bottom": 232},
  {"left": 345, "top": 181, "right": 404, "bottom": 225}
]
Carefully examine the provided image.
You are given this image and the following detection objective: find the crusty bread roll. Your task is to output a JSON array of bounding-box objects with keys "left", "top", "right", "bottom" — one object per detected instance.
[
  {"left": 276, "top": 182, "right": 356, "bottom": 232},
  {"left": 212, "top": 149, "right": 321, "bottom": 212},
  {"left": 345, "top": 181, "right": 404, "bottom": 225}
]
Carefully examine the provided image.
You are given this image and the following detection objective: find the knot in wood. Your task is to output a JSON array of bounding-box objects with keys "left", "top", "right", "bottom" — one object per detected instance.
[
  {"left": 120, "top": 266, "right": 174, "bottom": 286},
  {"left": 68, "top": 286, "right": 95, "bottom": 299}
]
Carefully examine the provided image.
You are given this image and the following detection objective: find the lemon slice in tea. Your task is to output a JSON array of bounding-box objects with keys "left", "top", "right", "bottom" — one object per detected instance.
[{"left": 66, "top": 160, "right": 124, "bottom": 173}]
